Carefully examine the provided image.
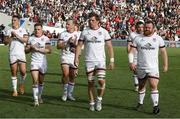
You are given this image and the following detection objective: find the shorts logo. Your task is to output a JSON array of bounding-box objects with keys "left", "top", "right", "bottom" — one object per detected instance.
[{"left": 31, "top": 64, "right": 34, "bottom": 68}]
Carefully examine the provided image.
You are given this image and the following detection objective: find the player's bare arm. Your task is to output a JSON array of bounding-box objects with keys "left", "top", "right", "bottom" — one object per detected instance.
[
  {"left": 68, "top": 36, "right": 77, "bottom": 53},
  {"left": 105, "top": 40, "right": 114, "bottom": 70},
  {"left": 25, "top": 44, "right": 31, "bottom": 53},
  {"left": 160, "top": 47, "right": 168, "bottom": 72},
  {"left": 127, "top": 41, "right": 133, "bottom": 53},
  {"left": 57, "top": 39, "right": 66, "bottom": 49},
  {"left": 3, "top": 35, "right": 12, "bottom": 45},
  {"left": 36, "top": 44, "right": 52, "bottom": 54},
  {"left": 11, "top": 31, "right": 28, "bottom": 43},
  {"left": 74, "top": 40, "right": 83, "bottom": 67},
  {"left": 128, "top": 46, "right": 137, "bottom": 71}
]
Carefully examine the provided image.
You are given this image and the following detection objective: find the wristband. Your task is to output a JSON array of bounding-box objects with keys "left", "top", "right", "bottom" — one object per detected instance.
[
  {"left": 110, "top": 58, "right": 114, "bottom": 63},
  {"left": 128, "top": 53, "right": 134, "bottom": 63}
]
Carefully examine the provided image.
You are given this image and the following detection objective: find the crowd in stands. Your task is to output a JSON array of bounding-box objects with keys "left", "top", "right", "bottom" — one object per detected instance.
[{"left": 0, "top": 0, "right": 179, "bottom": 42}]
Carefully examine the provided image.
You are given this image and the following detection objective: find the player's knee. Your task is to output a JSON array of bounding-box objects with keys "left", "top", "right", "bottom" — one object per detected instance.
[
  {"left": 97, "top": 81, "right": 105, "bottom": 89},
  {"left": 151, "top": 87, "right": 158, "bottom": 91},
  {"left": 88, "top": 75, "right": 95, "bottom": 81},
  {"left": 88, "top": 76, "right": 95, "bottom": 87}
]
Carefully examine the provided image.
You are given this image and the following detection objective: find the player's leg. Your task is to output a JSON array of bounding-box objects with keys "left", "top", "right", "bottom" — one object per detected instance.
[
  {"left": 87, "top": 71, "right": 96, "bottom": 111},
  {"left": 10, "top": 62, "right": 18, "bottom": 96},
  {"left": 37, "top": 62, "right": 47, "bottom": 103},
  {"left": 96, "top": 69, "right": 106, "bottom": 111},
  {"left": 135, "top": 70, "right": 147, "bottom": 110},
  {"left": 133, "top": 70, "right": 139, "bottom": 92},
  {"left": 148, "top": 76, "right": 160, "bottom": 114},
  {"left": 31, "top": 70, "right": 39, "bottom": 107},
  {"left": 61, "top": 64, "right": 70, "bottom": 101},
  {"left": 38, "top": 72, "right": 45, "bottom": 103},
  {"left": 133, "top": 57, "right": 139, "bottom": 91},
  {"left": 136, "top": 77, "right": 147, "bottom": 110},
  {"left": 18, "top": 61, "right": 26, "bottom": 94},
  {"left": 67, "top": 67, "right": 77, "bottom": 101}
]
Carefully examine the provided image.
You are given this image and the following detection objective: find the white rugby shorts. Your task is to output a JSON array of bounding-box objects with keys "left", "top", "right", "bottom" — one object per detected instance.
[
  {"left": 61, "top": 55, "right": 77, "bottom": 68},
  {"left": 9, "top": 54, "right": 26, "bottom": 64},
  {"left": 137, "top": 68, "right": 159, "bottom": 80},
  {"left": 85, "top": 61, "right": 106, "bottom": 74},
  {"left": 30, "top": 61, "right": 47, "bottom": 74}
]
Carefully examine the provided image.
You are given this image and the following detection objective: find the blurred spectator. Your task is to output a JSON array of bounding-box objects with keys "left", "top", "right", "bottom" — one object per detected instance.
[
  {"left": 0, "top": 24, "right": 5, "bottom": 43},
  {"left": 0, "top": 0, "right": 179, "bottom": 40}
]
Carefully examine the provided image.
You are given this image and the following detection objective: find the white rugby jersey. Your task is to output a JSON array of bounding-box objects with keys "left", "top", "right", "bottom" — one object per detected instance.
[
  {"left": 132, "top": 33, "right": 165, "bottom": 71},
  {"left": 129, "top": 32, "right": 141, "bottom": 42},
  {"left": 59, "top": 31, "right": 80, "bottom": 57},
  {"left": 129, "top": 32, "right": 142, "bottom": 62},
  {"left": 28, "top": 35, "right": 50, "bottom": 63},
  {"left": 79, "top": 27, "right": 111, "bottom": 62},
  {"left": 5, "top": 27, "right": 27, "bottom": 56}
]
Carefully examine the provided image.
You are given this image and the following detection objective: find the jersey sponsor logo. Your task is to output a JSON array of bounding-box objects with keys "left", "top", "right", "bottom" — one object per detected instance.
[
  {"left": 141, "top": 43, "right": 155, "bottom": 50},
  {"left": 87, "top": 36, "right": 101, "bottom": 43}
]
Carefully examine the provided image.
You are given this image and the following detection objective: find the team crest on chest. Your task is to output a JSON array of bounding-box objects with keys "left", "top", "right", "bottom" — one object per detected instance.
[
  {"left": 98, "top": 31, "right": 102, "bottom": 35},
  {"left": 140, "top": 38, "right": 144, "bottom": 42},
  {"left": 41, "top": 38, "right": 44, "bottom": 41},
  {"left": 153, "top": 38, "right": 156, "bottom": 42}
]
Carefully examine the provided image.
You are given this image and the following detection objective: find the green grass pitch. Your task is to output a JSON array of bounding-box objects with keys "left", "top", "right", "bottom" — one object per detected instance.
[{"left": 0, "top": 46, "right": 180, "bottom": 118}]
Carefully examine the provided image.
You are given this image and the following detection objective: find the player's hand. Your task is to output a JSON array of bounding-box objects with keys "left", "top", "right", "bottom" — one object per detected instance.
[
  {"left": 74, "top": 59, "right": 79, "bottom": 68},
  {"left": 68, "top": 37, "right": 75, "bottom": 43},
  {"left": 163, "top": 65, "right": 168, "bottom": 72},
  {"left": 70, "top": 47, "right": 76, "bottom": 53},
  {"left": 108, "top": 62, "right": 114, "bottom": 70},
  {"left": 129, "top": 63, "right": 136, "bottom": 71},
  {"left": 11, "top": 31, "right": 17, "bottom": 38},
  {"left": 31, "top": 44, "right": 39, "bottom": 52}
]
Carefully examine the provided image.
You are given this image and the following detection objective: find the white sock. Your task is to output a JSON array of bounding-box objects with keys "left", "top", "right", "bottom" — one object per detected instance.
[
  {"left": 32, "top": 85, "right": 39, "bottom": 101},
  {"left": 63, "top": 83, "right": 68, "bottom": 94},
  {"left": 138, "top": 90, "right": 146, "bottom": 104},
  {"left": 68, "top": 82, "right": 74, "bottom": 96},
  {"left": 38, "top": 84, "right": 44, "bottom": 98},
  {"left": 151, "top": 90, "right": 159, "bottom": 106},
  {"left": 90, "top": 102, "right": 95, "bottom": 106},
  {"left": 97, "top": 96, "right": 102, "bottom": 101},
  {"left": 20, "top": 74, "right": 26, "bottom": 84},
  {"left": 12, "top": 77, "right": 17, "bottom": 92},
  {"left": 133, "top": 74, "right": 139, "bottom": 86}
]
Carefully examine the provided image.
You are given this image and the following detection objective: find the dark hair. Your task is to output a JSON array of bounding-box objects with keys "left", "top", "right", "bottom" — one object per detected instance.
[
  {"left": 34, "top": 23, "right": 43, "bottom": 28},
  {"left": 88, "top": 12, "right": 100, "bottom": 21},
  {"left": 135, "top": 21, "right": 144, "bottom": 28},
  {"left": 145, "top": 20, "right": 155, "bottom": 28},
  {"left": 12, "top": 15, "right": 20, "bottom": 19}
]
